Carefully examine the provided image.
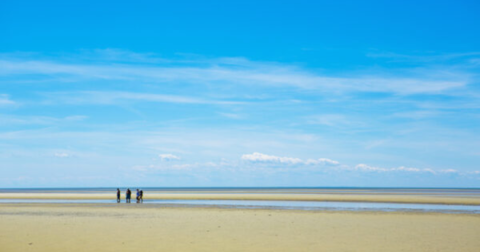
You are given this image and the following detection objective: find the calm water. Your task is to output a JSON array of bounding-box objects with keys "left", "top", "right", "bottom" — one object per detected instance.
[{"left": 0, "top": 199, "right": 479, "bottom": 214}]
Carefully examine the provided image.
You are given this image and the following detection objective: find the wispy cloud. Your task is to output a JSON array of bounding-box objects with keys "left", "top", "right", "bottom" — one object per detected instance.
[
  {"left": 353, "top": 164, "right": 467, "bottom": 175},
  {"left": 54, "top": 152, "right": 70, "bottom": 158},
  {"left": 306, "top": 114, "right": 352, "bottom": 127},
  {"left": 218, "top": 112, "right": 243, "bottom": 119},
  {"left": 133, "top": 153, "right": 479, "bottom": 179},
  {"left": 159, "top": 154, "right": 181, "bottom": 161},
  {"left": 305, "top": 158, "right": 340, "bottom": 165},
  {"left": 366, "top": 51, "right": 480, "bottom": 63},
  {"left": 40, "top": 91, "right": 244, "bottom": 106},
  {"left": 1, "top": 50, "right": 479, "bottom": 187},
  {"left": 242, "top": 152, "right": 304, "bottom": 164},
  {"left": 354, "top": 164, "right": 434, "bottom": 173},
  {"left": 241, "top": 152, "right": 340, "bottom": 166},
  {"left": 0, "top": 94, "right": 16, "bottom": 106},
  {"left": 0, "top": 114, "right": 87, "bottom": 126},
  {"left": 133, "top": 161, "right": 220, "bottom": 172},
  {"left": 0, "top": 50, "right": 472, "bottom": 95},
  {"left": 391, "top": 110, "right": 442, "bottom": 119},
  {"left": 241, "top": 152, "right": 470, "bottom": 175}
]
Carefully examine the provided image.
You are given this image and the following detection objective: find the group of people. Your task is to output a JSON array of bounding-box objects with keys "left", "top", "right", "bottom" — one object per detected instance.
[{"left": 116, "top": 188, "right": 143, "bottom": 203}]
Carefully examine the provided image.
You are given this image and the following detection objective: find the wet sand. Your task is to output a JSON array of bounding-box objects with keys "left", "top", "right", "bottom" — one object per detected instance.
[
  {"left": 1, "top": 192, "right": 480, "bottom": 205},
  {"left": 1, "top": 203, "right": 479, "bottom": 252}
]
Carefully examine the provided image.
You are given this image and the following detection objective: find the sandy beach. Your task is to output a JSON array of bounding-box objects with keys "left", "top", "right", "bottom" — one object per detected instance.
[{"left": 1, "top": 203, "right": 479, "bottom": 252}]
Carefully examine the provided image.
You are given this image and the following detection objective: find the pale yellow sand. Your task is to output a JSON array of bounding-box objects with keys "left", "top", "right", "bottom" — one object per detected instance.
[
  {"left": 0, "top": 203, "right": 479, "bottom": 252},
  {"left": 1, "top": 192, "right": 480, "bottom": 205}
]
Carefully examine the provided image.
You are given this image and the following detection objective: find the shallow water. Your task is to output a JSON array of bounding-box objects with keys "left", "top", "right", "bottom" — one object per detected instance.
[
  {"left": 1, "top": 199, "right": 479, "bottom": 214},
  {"left": 152, "top": 199, "right": 480, "bottom": 213}
]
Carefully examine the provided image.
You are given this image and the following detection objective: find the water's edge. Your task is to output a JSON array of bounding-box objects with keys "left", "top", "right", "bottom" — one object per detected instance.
[{"left": 1, "top": 199, "right": 479, "bottom": 214}]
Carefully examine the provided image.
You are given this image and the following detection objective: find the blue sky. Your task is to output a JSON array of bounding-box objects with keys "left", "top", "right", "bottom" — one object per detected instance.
[{"left": 1, "top": 0, "right": 479, "bottom": 188}]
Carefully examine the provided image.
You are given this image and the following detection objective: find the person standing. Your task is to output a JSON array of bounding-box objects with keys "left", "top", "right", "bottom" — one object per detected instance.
[
  {"left": 140, "top": 190, "right": 143, "bottom": 203},
  {"left": 116, "top": 188, "right": 121, "bottom": 203},
  {"left": 126, "top": 188, "right": 131, "bottom": 203},
  {"left": 136, "top": 189, "right": 140, "bottom": 203}
]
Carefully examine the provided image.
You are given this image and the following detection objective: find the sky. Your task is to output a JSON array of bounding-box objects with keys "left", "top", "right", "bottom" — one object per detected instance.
[{"left": 1, "top": 0, "right": 479, "bottom": 188}]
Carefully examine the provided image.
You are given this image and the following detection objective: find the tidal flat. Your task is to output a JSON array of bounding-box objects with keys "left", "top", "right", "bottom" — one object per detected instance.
[
  {"left": 1, "top": 189, "right": 479, "bottom": 251},
  {"left": 1, "top": 203, "right": 480, "bottom": 252}
]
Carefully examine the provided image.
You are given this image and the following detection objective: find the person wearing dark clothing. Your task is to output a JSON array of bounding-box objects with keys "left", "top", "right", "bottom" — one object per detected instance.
[
  {"left": 116, "top": 188, "right": 121, "bottom": 203},
  {"left": 140, "top": 190, "right": 143, "bottom": 203},
  {"left": 126, "top": 188, "right": 131, "bottom": 203}
]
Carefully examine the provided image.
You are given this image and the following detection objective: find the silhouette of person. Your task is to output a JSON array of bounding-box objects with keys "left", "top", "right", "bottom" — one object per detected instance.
[
  {"left": 116, "top": 188, "right": 121, "bottom": 203},
  {"left": 126, "top": 188, "right": 131, "bottom": 203}
]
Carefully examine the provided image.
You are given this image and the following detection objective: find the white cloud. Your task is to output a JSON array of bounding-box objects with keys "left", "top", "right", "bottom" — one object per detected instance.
[
  {"left": 54, "top": 152, "right": 69, "bottom": 158},
  {"left": 136, "top": 156, "right": 462, "bottom": 177},
  {"left": 241, "top": 152, "right": 340, "bottom": 166},
  {"left": 355, "top": 164, "right": 437, "bottom": 174},
  {"left": 241, "top": 152, "right": 303, "bottom": 164},
  {"left": 355, "top": 164, "right": 388, "bottom": 172},
  {"left": 305, "top": 158, "right": 340, "bottom": 165},
  {"left": 133, "top": 150, "right": 476, "bottom": 179},
  {"left": 440, "top": 169, "right": 458, "bottom": 174},
  {"left": 133, "top": 164, "right": 189, "bottom": 171},
  {"left": 159, "top": 154, "right": 181, "bottom": 161}
]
